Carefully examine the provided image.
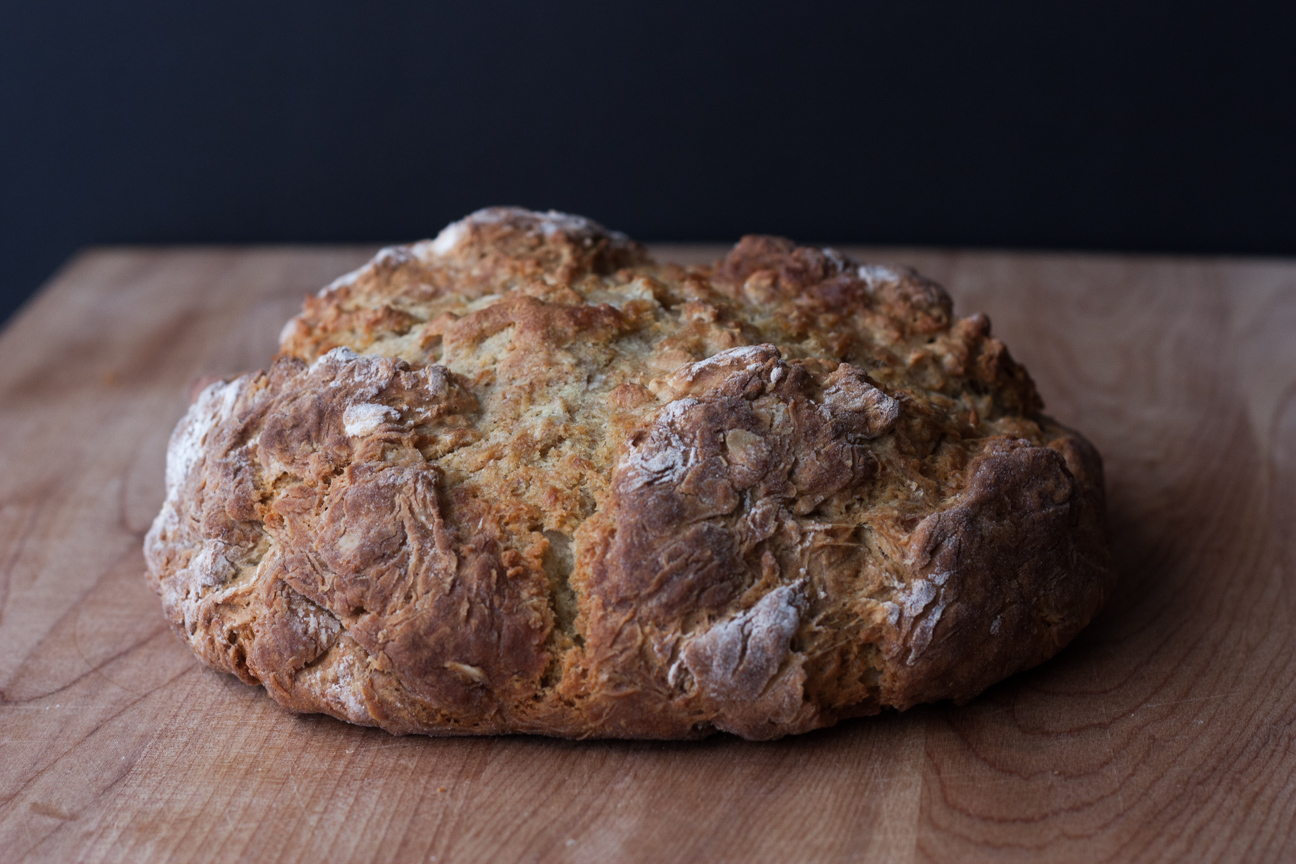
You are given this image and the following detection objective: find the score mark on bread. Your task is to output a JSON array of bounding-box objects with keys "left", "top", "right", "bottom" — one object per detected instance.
[{"left": 144, "top": 208, "right": 1111, "bottom": 740}]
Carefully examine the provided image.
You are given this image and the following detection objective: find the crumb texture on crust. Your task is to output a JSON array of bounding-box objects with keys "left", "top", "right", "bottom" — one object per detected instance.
[{"left": 146, "top": 206, "right": 1112, "bottom": 739}]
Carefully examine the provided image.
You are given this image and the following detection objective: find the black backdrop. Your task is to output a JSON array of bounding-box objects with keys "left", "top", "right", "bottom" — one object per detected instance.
[{"left": 2, "top": 1, "right": 1294, "bottom": 326}]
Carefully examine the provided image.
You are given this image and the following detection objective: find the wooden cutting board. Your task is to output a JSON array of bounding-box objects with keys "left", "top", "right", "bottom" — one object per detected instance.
[{"left": 1, "top": 244, "right": 1294, "bottom": 863}]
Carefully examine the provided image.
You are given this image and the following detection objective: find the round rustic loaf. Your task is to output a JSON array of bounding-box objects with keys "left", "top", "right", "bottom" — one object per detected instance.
[{"left": 145, "top": 207, "right": 1112, "bottom": 740}]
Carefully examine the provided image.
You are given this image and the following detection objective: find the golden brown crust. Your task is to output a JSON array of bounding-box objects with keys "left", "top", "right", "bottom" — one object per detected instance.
[{"left": 145, "top": 207, "right": 1113, "bottom": 739}]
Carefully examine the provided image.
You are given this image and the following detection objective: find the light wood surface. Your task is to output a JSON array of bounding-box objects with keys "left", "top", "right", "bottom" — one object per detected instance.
[{"left": 1, "top": 244, "right": 1294, "bottom": 863}]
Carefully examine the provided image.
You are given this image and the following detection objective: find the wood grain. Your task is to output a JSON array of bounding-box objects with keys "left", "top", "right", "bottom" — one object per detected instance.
[{"left": 1, "top": 244, "right": 1294, "bottom": 863}]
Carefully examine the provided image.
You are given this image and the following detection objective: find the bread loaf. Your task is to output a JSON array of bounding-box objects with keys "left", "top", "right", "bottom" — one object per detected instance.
[{"left": 145, "top": 207, "right": 1111, "bottom": 739}]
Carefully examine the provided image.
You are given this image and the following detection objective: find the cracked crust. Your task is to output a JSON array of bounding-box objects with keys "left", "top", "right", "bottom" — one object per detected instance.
[{"left": 145, "top": 207, "right": 1112, "bottom": 740}]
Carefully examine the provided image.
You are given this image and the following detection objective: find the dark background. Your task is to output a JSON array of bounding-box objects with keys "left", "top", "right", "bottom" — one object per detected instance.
[{"left": 3, "top": 1, "right": 1294, "bottom": 326}]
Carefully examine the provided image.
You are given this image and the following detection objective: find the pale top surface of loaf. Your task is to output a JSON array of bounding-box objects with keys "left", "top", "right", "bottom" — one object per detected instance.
[{"left": 278, "top": 207, "right": 1045, "bottom": 540}]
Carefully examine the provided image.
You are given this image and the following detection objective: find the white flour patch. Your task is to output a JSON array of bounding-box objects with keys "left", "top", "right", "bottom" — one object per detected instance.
[
  {"left": 681, "top": 582, "right": 806, "bottom": 699},
  {"left": 907, "top": 597, "right": 949, "bottom": 664},
  {"left": 186, "top": 540, "right": 237, "bottom": 591},
  {"left": 686, "top": 344, "right": 778, "bottom": 376},
  {"left": 426, "top": 219, "right": 469, "bottom": 256},
  {"left": 880, "top": 601, "right": 902, "bottom": 627},
  {"left": 619, "top": 398, "right": 700, "bottom": 491},
  {"left": 663, "top": 345, "right": 782, "bottom": 396},
  {"left": 464, "top": 207, "right": 508, "bottom": 225},
  {"left": 373, "top": 245, "right": 412, "bottom": 267},
  {"left": 316, "top": 264, "right": 368, "bottom": 297},
  {"left": 857, "top": 264, "right": 900, "bottom": 285},
  {"left": 325, "top": 652, "right": 369, "bottom": 722},
  {"left": 310, "top": 345, "right": 360, "bottom": 371},
  {"left": 820, "top": 247, "right": 849, "bottom": 272},
  {"left": 343, "top": 403, "right": 399, "bottom": 437},
  {"left": 311, "top": 347, "right": 395, "bottom": 398},
  {"left": 166, "top": 378, "right": 244, "bottom": 494},
  {"left": 277, "top": 317, "right": 301, "bottom": 345},
  {"left": 901, "top": 570, "right": 952, "bottom": 665},
  {"left": 535, "top": 210, "right": 593, "bottom": 236}
]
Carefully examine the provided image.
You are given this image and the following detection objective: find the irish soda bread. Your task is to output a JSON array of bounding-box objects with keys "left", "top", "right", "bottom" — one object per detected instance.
[{"left": 145, "top": 208, "right": 1111, "bottom": 740}]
